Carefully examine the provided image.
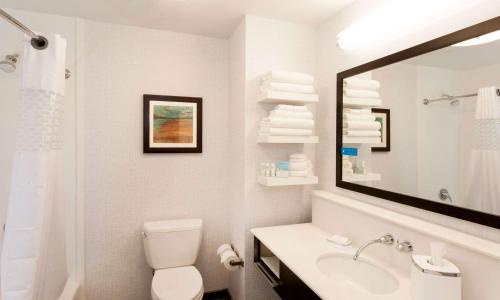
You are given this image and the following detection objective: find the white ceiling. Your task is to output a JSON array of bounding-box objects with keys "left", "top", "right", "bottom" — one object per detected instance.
[
  {"left": 403, "top": 38, "right": 500, "bottom": 71},
  {"left": 1, "top": 0, "right": 354, "bottom": 38}
]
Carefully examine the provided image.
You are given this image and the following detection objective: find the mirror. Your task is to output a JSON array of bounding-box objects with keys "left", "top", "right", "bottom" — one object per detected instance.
[{"left": 336, "top": 17, "right": 500, "bottom": 229}]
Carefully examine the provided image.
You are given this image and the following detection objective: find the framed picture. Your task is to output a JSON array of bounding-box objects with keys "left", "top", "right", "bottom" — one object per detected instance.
[
  {"left": 371, "top": 108, "right": 390, "bottom": 152},
  {"left": 143, "top": 94, "right": 202, "bottom": 153}
]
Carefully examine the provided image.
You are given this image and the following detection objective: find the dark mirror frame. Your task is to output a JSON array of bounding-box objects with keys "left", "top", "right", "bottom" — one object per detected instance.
[{"left": 336, "top": 16, "right": 500, "bottom": 230}]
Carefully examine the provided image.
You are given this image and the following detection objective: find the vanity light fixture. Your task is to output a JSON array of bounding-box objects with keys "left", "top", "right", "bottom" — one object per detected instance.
[
  {"left": 452, "top": 29, "right": 500, "bottom": 47},
  {"left": 337, "top": 0, "right": 470, "bottom": 50}
]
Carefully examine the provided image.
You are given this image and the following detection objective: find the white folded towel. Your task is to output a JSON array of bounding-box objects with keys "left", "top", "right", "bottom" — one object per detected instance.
[
  {"left": 263, "top": 70, "right": 314, "bottom": 85},
  {"left": 343, "top": 108, "right": 372, "bottom": 115},
  {"left": 259, "top": 127, "right": 313, "bottom": 136},
  {"left": 342, "top": 129, "right": 381, "bottom": 137},
  {"left": 288, "top": 161, "right": 312, "bottom": 171},
  {"left": 343, "top": 78, "right": 380, "bottom": 90},
  {"left": 344, "top": 88, "right": 380, "bottom": 99},
  {"left": 270, "top": 110, "right": 313, "bottom": 120},
  {"left": 343, "top": 120, "right": 381, "bottom": 130},
  {"left": 275, "top": 104, "right": 308, "bottom": 112},
  {"left": 343, "top": 97, "right": 382, "bottom": 107},
  {"left": 343, "top": 113, "right": 376, "bottom": 121},
  {"left": 262, "top": 117, "right": 314, "bottom": 129},
  {"left": 262, "top": 81, "right": 314, "bottom": 94}
]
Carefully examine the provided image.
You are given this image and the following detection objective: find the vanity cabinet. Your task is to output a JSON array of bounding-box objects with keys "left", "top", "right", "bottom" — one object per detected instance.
[{"left": 254, "top": 238, "right": 321, "bottom": 300}]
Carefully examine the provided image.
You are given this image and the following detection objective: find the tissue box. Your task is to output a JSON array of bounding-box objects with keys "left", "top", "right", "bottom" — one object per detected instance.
[{"left": 411, "top": 255, "right": 461, "bottom": 300}]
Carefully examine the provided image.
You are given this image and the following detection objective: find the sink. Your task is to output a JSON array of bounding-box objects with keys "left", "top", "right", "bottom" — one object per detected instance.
[{"left": 316, "top": 253, "right": 399, "bottom": 295}]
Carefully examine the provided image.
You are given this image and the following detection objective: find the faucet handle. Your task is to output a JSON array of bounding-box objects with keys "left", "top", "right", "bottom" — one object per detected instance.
[
  {"left": 379, "top": 234, "right": 394, "bottom": 245},
  {"left": 396, "top": 240, "right": 413, "bottom": 252}
]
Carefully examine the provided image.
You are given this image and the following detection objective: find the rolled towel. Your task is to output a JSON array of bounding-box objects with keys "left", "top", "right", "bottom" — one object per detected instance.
[
  {"left": 343, "top": 97, "right": 382, "bottom": 107},
  {"left": 262, "top": 81, "right": 314, "bottom": 94},
  {"left": 270, "top": 110, "right": 313, "bottom": 120},
  {"left": 342, "top": 161, "right": 353, "bottom": 169},
  {"left": 289, "top": 161, "right": 312, "bottom": 171},
  {"left": 343, "top": 129, "right": 381, "bottom": 137},
  {"left": 259, "top": 127, "right": 313, "bottom": 136},
  {"left": 343, "top": 108, "right": 372, "bottom": 115},
  {"left": 343, "top": 120, "right": 381, "bottom": 130},
  {"left": 343, "top": 113, "right": 376, "bottom": 121},
  {"left": 275, "top": 104, "right": 308, "bottom": 112},
  {"left": 262, "top": 70, "right": 314, "bottom": 85},
  {"left": 343, "top": 168, "right": 354, "bottom": 176},
  {"left": 289, "top": 170, "right": 312, "bottom": 177},
  {"left": 263, "top": 117, "right": 314, "bottom": 129},
  {"left": 343, "top": 78, "right": 380, "bottom": 90},
  {"left": 344, "top": 88, "right": 380, "bottom": 99}
]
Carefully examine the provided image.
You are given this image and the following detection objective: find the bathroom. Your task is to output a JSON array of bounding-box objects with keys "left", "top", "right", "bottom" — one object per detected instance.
[{"left": 0, "top": 0, "right": 499, "bottom": 299}]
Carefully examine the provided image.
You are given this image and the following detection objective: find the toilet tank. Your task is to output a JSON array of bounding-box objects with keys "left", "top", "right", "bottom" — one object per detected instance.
[{"left": 142, "top": 219, "right": 203, "bottom": 269}]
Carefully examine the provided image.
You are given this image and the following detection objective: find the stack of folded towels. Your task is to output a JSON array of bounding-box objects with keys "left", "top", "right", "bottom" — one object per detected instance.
[
  {"left": 342, "top": 156, "right": 354, "bottom": 177},
  {"left": 343, "top": 108, "right": 381, "bottom": 139},
  {"left": 259, "top": 104, "right": 314, "bottom": 136},
  {"left": 288, "top": 154, "right": 313, "bottom": 177},
  {"left": 261, "top": 70, "right": 315, "bottom": 94},
  {"left": 343, "top": 78, "right": 382, "bottom": 107}
]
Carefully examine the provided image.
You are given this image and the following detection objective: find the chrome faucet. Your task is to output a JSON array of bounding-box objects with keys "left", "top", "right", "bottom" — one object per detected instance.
[{"left": 353, "top": 234, "right": 394, "bottom": 260}]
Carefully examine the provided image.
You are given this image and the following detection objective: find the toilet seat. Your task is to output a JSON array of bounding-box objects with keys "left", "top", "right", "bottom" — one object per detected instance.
[{"left": 151, "top": 266, "right": 204, "bottom": 300}]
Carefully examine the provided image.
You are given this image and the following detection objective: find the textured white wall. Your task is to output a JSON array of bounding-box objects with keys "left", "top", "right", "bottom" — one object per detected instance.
[
  {"left": 243, "top": 16, "right": 316, "bottom": 300},
  {"left": 316, "top": 0, "right": 500, "bottom": 246},
  {"left": 83, "top": 20, "right": 230, "bottom": 299}
]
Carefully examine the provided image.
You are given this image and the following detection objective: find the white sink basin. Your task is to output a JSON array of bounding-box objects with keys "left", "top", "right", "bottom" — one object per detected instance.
[{"left": 316, "top": 253, "right": 399, "bottom": 295}]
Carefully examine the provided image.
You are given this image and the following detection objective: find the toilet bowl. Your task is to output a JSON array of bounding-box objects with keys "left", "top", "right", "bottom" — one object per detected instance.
[
  {"left": 151, "top": 266, "right": 204, "bottom": 300},
  {"left": 142, "top": 219, "right": 204, "bottom": 300}
]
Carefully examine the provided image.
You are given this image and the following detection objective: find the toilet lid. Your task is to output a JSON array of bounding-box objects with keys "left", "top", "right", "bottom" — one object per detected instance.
[{"left": 152, "top": 266, "right": 203, "bottom": 300}]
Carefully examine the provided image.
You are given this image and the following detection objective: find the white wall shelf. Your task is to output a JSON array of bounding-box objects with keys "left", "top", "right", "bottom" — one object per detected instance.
[
  {"left": 258, "top": 176, "right": 318, "bottom": 187},
  {"left": 257, "top": 135, "right": 319, "bottom": 144},
  {"left": 343, "top": 173, "right": 381, "bottom": 182},
  {"left": 258, "top": 90, "right": 319, "bottom": 104},
  {"left": 342, "top": 136, "right": 381, "bottom": 144}
]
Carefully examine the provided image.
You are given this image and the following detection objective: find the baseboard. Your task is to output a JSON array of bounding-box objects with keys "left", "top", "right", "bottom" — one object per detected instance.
[{"left": 203, "top": 289, "right": 232, "bottom": 300}]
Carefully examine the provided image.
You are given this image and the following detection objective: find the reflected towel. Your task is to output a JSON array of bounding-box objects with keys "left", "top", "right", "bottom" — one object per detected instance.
[
  {"left": 270, "top": 110, "right": 313, "bottom": 120},
  {"left": 476, "top": 86, "right": 500, "bottom": 120},
  {"left": 343, "top": 108, "right": 372, "bottom": 115},
  {"left": 343, "top": 129, "right": 381, "bottom": 137},
  {"left": 343, "top": 97, "right": 382, "bottom": 107},
  {"left": 343, "top": 120, "right": 381, "bottom": 130},
  {"left": 262, "top": 81, "right": 314, "bottom": 94},
  {"left": 344, "top": 88, "right": 379, "bottom": 99},
  {"left": 343, "top": 113, "right": 376, "bottom": 121},
  {"left": 263, "top": 70, "right": 314, "bottom": 85},
  {"left": 259, "top": 127, "right": 313, "bottom": 136},
  {"left": 343, "top": 78, "right": 380, "bottom": 90}
]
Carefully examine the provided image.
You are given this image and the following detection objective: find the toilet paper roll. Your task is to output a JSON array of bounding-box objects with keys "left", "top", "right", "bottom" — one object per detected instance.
[
  {"left": 217, "top": 244, "right": 233, "bottom": 256},
  {"left": 220, "top": 250, "right": 240, "bottom": 271}
]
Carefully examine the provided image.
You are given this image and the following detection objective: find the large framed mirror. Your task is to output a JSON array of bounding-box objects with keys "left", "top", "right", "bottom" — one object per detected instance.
[{"left": 336, "top": 17, "right": 500, "bottom": 229}]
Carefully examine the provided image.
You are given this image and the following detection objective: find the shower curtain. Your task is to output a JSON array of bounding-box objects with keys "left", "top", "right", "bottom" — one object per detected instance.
[
  {"left": 1, "top": 34, "right": 66, "bottom": 300},
  {"left": 465, "top": 87, "right": 500, "bottom": 215}
]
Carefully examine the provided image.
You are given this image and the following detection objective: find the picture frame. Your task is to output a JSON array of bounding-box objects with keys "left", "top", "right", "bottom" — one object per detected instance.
[
  {"left": 143, "top": 94, "right": 202, "bottom": 153},
  {"left": 371, "top": 108, "right": 390, "bottom": 152}
]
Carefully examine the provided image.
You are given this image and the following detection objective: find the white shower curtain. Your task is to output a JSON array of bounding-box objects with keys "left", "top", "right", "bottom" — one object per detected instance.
[
  {"left": 465, "top": 87, "right": 500, "bottom": 215},
  {"left": 1, "top": 34, "right": 66, "bottom": 300}
]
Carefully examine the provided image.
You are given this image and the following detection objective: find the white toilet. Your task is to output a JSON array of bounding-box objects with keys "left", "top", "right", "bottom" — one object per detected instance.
[{"left": 142, "top": 219, "right": 204, "bottom": 300}]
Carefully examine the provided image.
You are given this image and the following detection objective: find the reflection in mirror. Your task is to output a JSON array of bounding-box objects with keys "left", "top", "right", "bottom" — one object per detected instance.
[{"left": 341, "top": 32, "right": 500, "bottom": 217}]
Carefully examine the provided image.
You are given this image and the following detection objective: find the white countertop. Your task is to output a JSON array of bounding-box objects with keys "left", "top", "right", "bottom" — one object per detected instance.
[{"left": 251, "top": 223, "right": 412, "bottom": 300}]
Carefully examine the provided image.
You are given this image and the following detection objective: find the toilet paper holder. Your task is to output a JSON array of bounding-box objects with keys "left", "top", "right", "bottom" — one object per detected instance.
[{"left": 229, "top": 260, "right": 244, "bottom": 267}]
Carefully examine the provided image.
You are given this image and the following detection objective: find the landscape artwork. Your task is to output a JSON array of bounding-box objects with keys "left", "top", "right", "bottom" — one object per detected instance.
[{"left": 144, "top": 95, "right": 202, "bottom": 153}]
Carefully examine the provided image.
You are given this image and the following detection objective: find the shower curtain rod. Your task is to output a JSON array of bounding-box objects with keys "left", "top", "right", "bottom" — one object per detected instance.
[
  {"left": 423, "top": 89, "right": 500, "bottom": 105},
  {"left": 0, "top": 8, "right": 49, "bottom": 50}
]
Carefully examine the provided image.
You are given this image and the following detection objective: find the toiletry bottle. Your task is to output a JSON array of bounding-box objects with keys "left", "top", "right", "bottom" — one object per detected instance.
[{"left": 270, "top": 163, "right": 276, "bottom": 177}]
